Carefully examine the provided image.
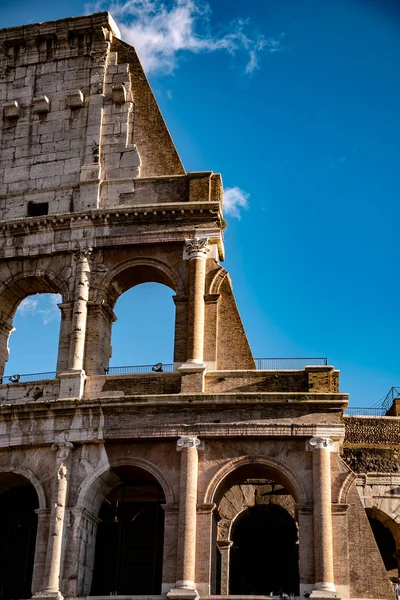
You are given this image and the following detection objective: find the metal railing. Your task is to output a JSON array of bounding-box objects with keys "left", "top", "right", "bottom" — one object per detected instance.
[
  {"left": 1, "top": 358, "right": 330, "bottom": 383},
  {"left": 1, "top": 371, "right": 57, "bottom": 384},
  {"left": 106, "top": 364, "right": 174, "bottom": 375},
  {"left": 344, "top": 407, "right": 387, "bottom": 416},
  {"left": 379, "top": 386, "right": 400, "bottom": 412},
  {"left": 254, "top": 357, "right": 328, "bottom": 370}
]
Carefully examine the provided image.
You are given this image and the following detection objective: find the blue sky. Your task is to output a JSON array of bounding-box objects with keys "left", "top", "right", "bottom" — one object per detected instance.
[{"left": 1, "top": 0, "right": 399, "bottom": 407}]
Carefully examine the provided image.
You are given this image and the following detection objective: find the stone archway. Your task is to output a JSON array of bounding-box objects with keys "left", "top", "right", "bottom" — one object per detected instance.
[
  {"left": 0, "top": 473, "right": 39, "bottom": 600},
  {"left": 73, "top": 457, "right": 174, "bottom": 597},
  {"left": 85, "top": 257, "right": 186, "bottom": 375},
  {"left": 0, "top": 272, "right": 67, "bottom": 377},
  {"left": 90, "top": 465, "right": 166, "bottom": 595},
  {"left": 205, "top": 457, "right": 304, "bottom": 596}
]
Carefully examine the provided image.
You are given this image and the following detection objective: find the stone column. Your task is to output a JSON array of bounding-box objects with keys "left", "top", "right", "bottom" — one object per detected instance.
[
  {"left": 167, "top": 436, "right": 200, "bottom": 600},
  {"left": 185, "top": 238, "right": 208, "bottom": 365},
  {"left": 180, "top": 239, "right": 208, "bottom": 392},
  {"left": 59, "top": 249, "right": 92, "bottom": 398},
  {"left": 35, "top": 441, "right": 73, "bottom": 600},
  {"left": 69, "top": 249, "right": 91, "bottom": 371},
  {"left": 309, "top": 436, "right": 336, "bottom": 597}
]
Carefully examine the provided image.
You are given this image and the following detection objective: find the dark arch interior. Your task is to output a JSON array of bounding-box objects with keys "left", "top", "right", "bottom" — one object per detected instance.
[
  {"left": 0, "top": 475, "right": 39, "bottom": 600},
  {"left": 368, "top": 516, "right": 397, "bottom": 573},
  {"left": 91, "top": 466, "right": 166, "bottom": 596},
  {"left": 230, "top": 504, "right": 299, "bottom": 596}
]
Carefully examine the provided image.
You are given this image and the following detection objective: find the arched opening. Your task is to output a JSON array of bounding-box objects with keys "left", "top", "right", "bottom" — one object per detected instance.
[
  {"left": 0, "top": 473, "right": 39, "bottom": 600},
  {"left": 91, "top": 465, "right": 166, "bottom": 595},
  {"left": 110, "top": 283, "right": 175, "bottom": 367},
  {"left": 5, "top": 293, "right": 61, "bottom": 377},
  {"left": 209, "top": 460, "right": 301, "bottom": 596},
  {"left": 230, "top": 504, "right": 299, "bottom": 596},
  {"left": 367, "top": 509, "right": 399, "bottom": 577}
]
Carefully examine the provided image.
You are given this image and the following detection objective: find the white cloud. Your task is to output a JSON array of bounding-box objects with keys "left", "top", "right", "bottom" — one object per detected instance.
[
  {"left": 85, "top": 0, "right": 284, "bottom": 75},
  {"left": 223, "top": 186, "right": 249, "bottom": 219},
  {"left": 17, "top": 294, "right": 62, "bottom": 325},
  {"left": 18, "top": 297, "right": 39, "bottom": 315}
]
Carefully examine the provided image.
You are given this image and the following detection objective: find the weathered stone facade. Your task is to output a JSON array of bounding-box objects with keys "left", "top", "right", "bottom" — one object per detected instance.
[{"left": 0, "top": 11, "right": 398, "bottom": 600}]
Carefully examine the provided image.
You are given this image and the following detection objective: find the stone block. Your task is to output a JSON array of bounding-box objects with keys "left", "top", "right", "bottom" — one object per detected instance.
[
  {"left": 112, "top": 84, "right": 127, "bottom": 104},
  {"left": 32, "top": 95, "right": 50, "bottom": 114},
  {"left": 3, "top": 100, "right": 20, "bottom": 118},
  {"left": 67, "top": 89, "right": 84, "bottom": 108}
]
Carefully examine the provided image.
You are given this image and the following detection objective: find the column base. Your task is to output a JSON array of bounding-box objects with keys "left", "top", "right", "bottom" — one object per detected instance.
[
  {"left": 310, "top": 584, "right": 339, "bottom": 599},
  {"left": 58, "top": 369, "right": 86, "bottom": 399},
  {"left": 167, "top": 585, "right": 199, "bottom": 600},
  {"left": 32, "top": 591, "right": 64, "bottom": 600}
]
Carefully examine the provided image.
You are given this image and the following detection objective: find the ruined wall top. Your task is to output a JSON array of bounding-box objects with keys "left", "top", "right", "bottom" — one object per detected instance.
[
  {"left": 0, "top": 12, "right": 120, "bottom": 47},
  {"left": 0, "top": 12, "right": 222, "bottom": 222}
]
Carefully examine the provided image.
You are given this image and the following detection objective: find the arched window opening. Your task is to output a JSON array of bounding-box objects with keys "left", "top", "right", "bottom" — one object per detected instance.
[
  {"left": 110, "top": 283, "right": 175, "bottom": 368},
  {"left": 5, "top": 293, "right": 61, "bottom": 377},
  {"left": 212, "top": 464, "right": 300, "bottom": 597},
  {"left": 91, "top": 466, "right": 166, "bottom": 596},
  {"left": 0, "top": 474, "right": 39, "bottom": 600},
  {"left": 368, "top": 516, "right": 398, "bottom": 577}
]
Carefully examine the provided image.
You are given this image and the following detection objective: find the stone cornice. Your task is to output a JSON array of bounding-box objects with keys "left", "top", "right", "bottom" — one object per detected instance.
[
  {"left": 0, "top": 421, "right": 345, "bottom": 450},
  {"left": 0, "top": 203, "right": 223, "bottom": 259}
]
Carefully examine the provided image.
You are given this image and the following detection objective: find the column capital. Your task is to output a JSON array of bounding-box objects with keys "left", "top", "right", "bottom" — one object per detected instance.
[
  {"left": 73, "top": 246, "right": 93, "bottom": 262},
  {"left": 51, "top": 440, "right": 74, "bottom": 461},
  {"left": 177, "top": 435, "right": 201, "bottom": 450},
  {"left": 309, "top": 436, "right": 333, "bottom": 450},
  {"left": 185, "top": 237, "right": 209, "bottom": 259}
]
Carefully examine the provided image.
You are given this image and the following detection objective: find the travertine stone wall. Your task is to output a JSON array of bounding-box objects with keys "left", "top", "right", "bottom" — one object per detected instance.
[{"left": 0, "top": 13, "right": 186, "bottom": 219}]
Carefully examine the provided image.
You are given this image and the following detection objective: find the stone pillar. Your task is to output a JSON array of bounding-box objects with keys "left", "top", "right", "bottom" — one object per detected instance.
[
  {"left": 217, "top": 540, "right": 232, "bottom": 595},
  {"left": 162, "top": 504, "right": 180, "bottom": 595},
  {"left": 173, "top": 295, "right": 189, "bottom": 368},
  {"left": 204, "top": 294, "right": 220, "bottom": 370},
  {"left": 32, "top": 509, "right": 51, "bottom": 595},
  {"left": 167, "top": 436, "right": 200, "bottom": 600},
  {"left": 59, "top": 249, "right": 92, "bottom": 398},
  {"left": 0, "top": 317, "right": 13, "bottom": 378},
  {"left": 196, "top": 503, "right": 216, "bottom": 596},
  {"left": 297, "top": 504, "right": 315, "bottom": 598},
  {"left": 34, "top": 441, "right": 73, "bottom": 600},
  {"left": 309, "top": 436, "right": 336, "bottom": 597},
  {"left": 56, "top": 303, "right": 72, "bottom": 376}
]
